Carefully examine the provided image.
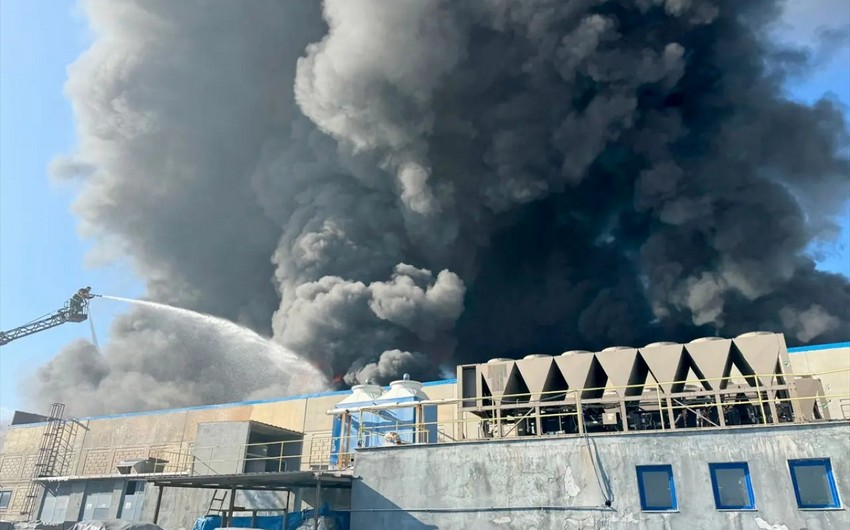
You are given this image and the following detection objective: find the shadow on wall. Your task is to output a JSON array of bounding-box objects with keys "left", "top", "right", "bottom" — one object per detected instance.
[
  {"left": 586, "top": 435, "right": 615, "bottom": 507},
  {"left": 349, "top": 482, "right": 438, "bottom": 530},
  {"left": 350, "top": 476, "right": 619, "bottom": 529}
]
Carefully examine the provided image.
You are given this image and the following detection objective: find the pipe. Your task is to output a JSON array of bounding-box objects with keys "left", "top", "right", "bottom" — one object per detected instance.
[
  {"left": 153, "top": 485, "right": 164, "bottom": 524},
  {"left": 340, "top": 505, "right": 615, "bottom": 513},
  {"left": 314, "top": 479, "right": 322, "bottom": 529},
  {"left": 285, "top": 490, "right": 291, "bottom": 523},
  {"left": 227, "top": 487, "right": 236, "bottom": 527}
]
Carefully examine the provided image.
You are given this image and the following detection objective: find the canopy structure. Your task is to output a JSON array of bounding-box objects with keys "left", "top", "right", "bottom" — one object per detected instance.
[
  {"left": 69, "top": 522, "right": 166, "bottom": 530},
  {"left": 148, "top": 470, "right": 353, "bottom": 491},
  {"left": 146, "top": 471, "right": 353, "bottom": 527}
]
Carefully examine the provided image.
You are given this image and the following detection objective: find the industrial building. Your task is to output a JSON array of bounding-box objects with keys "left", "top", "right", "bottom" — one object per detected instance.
[{"left": 1, "top": 332, "right": 848, "bottom": 529}]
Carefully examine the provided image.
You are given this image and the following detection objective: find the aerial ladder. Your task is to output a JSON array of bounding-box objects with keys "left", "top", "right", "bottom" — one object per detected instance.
[{"left": 0, "top": 287, "right": 99, "bottom": 346}]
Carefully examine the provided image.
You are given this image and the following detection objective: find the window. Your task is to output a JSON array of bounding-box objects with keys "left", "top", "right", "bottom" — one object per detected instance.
[
  {"left": 636, "top": 465, "right": 677, "bottom": 511},
  {"left": 0, "top": 490, "right": 11, "bottom": 510},
  {"left": 709, "top": 462, "right": 755, "bottom": 510},
  {"left": 788, "top": 459, "right": 841, "bottom": 509}
]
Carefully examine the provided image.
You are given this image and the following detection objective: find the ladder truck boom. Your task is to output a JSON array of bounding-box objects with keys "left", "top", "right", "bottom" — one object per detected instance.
[{"left": 0, "top": 287, "right": 99, "bottom": 346}]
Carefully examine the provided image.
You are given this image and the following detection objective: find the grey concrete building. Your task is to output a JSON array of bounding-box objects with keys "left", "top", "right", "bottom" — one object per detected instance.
[
  {"left": 1, "top": 334, "right": 848, "bottom": 530},
  {"left": 352, "top": 422, "right": 849, "bottom": 529}
]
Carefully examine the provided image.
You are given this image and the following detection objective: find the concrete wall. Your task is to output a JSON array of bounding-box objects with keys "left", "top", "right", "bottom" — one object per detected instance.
[
  {"left": 193, "top": 422, "right": 251, "bottom": 475},
  {"left": 351, "top": 422, "right": 850, "bottom": 530}
]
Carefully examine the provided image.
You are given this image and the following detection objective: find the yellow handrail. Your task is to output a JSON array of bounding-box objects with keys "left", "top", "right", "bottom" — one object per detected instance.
[{"left": 5, "top": 368, "right": 846, "bottom": 481}]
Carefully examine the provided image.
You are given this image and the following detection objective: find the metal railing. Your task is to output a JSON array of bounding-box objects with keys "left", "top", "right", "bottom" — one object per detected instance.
[
  {"left": 334, "top": 367, "right": 850, "bottom": 449},
  {"left": 109, "top": 432, "right": 344, "bottom": 477},
  {"left": 4, "top": 368, "right": 847, "bottom": 482}
]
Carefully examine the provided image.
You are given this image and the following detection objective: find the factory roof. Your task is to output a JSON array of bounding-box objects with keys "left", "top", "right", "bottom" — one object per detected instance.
[
  {"left": 787, "top": 341, "right": 850, "bottom": 353},
  {"left": 8, "top": 340, "right": 848, "bottom": 428}
]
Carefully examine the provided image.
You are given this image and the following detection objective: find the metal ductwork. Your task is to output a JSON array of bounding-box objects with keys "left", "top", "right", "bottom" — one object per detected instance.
[{"left": 116, "top": 457, "right": 168, "bottom": 475}]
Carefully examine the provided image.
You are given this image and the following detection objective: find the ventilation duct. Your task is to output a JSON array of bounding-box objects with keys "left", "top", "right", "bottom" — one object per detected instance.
[{"left": 116, "top": 458, "right": 167, "bottom": 475}]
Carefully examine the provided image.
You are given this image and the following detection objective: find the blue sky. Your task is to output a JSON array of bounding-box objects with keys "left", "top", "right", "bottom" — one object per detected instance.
[
  {"left": 0, "top": 0, "right": 144, "bottom": 420},
  {"left": 0, "top": 1, "right": 848, "bottom": 419}
]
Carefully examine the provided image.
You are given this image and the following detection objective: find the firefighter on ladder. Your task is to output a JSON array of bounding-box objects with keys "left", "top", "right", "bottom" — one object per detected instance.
[{"left": 69, "top": 286, "right": 93, "bottom": 314}]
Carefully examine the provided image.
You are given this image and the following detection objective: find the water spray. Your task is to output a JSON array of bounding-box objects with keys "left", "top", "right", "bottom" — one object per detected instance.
[{"left": 98, "top": 294, "right": 331, "bottom": 389}]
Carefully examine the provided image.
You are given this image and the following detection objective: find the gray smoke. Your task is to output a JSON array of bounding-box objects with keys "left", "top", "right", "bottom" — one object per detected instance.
[
  {"left": 346, "top": 349, "right": 435, "bottom": 387},
  {"left": 27, "top": 305, "right": 327, "bottom": 414},
  {"left": 31, "top": 0, "right": 850, "bottom": 415}
]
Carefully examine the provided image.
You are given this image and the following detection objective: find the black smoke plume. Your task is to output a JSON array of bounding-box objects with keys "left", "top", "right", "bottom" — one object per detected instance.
[{"left": 30, "top": 0, "right": 849, "bottom": 415}]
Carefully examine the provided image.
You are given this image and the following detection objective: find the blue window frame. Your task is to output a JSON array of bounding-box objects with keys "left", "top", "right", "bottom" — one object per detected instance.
[
  {"left": 709, "top": 462, "right": 756, "bottom": 510},
  {"left": 636, "top": 465, "right": 677, "bottom": 511},
  {"left": 788, "top": 459, "right": 841, "bottom": 509}
]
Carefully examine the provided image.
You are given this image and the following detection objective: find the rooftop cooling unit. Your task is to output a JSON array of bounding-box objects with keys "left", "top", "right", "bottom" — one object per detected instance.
[{"left": 457, "top": 331, "right": 817, "bottom": 430}]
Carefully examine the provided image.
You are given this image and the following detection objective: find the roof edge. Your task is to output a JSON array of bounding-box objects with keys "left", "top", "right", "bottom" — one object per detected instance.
[
  {"left": 787, "top": 341, "right": 850, "bottom": 353},
  {"left": 7, "top": 339, "right": 848, "bottom": 429},
  {"left": 9, "top": 378, "right": 458, "bottom": 428}
]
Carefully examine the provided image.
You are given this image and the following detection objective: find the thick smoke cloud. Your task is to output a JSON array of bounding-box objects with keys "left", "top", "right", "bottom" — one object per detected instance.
[
  {"left": 26, "top": 306, "right": 327, "bottom": 414},
  {"left": 32, "top": 0, "right": 849, "bottom": 416}
]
